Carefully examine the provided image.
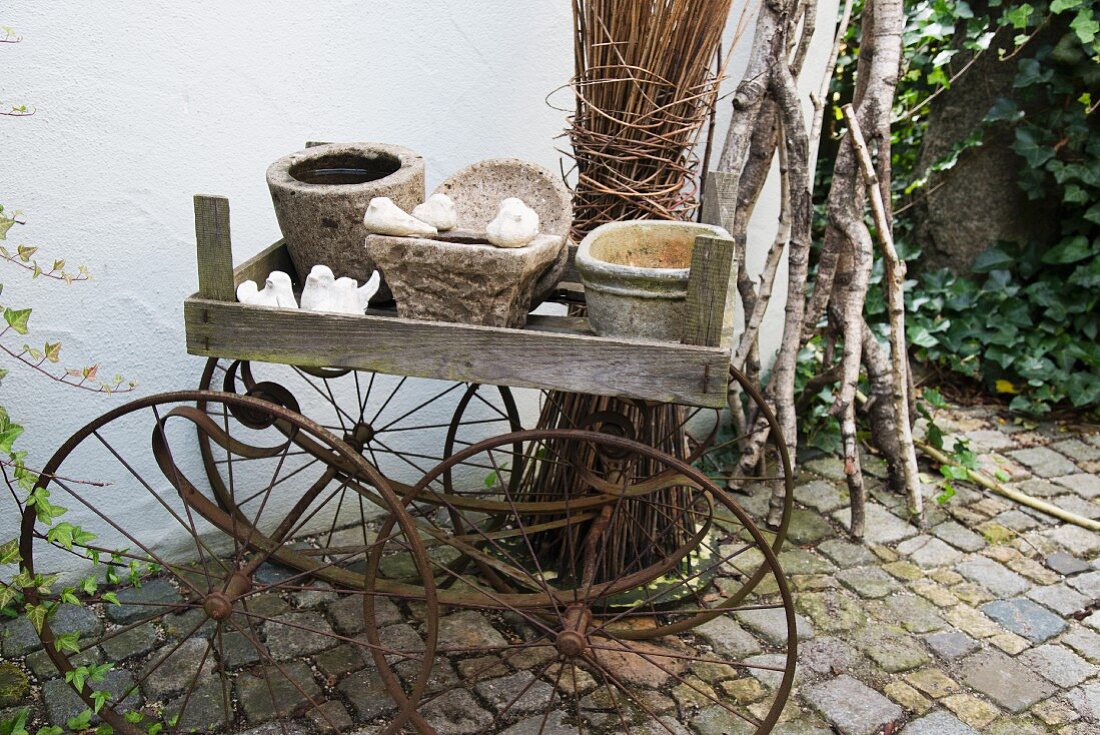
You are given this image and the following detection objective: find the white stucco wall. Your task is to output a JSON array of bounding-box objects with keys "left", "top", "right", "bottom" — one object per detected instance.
[{"left": 1, "top": 1, "right": 835, "bottom": 555}]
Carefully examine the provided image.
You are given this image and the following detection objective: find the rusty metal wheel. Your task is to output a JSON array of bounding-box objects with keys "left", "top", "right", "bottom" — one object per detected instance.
[
  {"left": 197, "top": 358, "right": 522, "bottom": 584},
  {"left": 18, "top": 391, "right": 437, "bottom": 735},
  {"left": 694, "top": 366, "right": 795, "bottom": 555},
  {"left": 365, "top": 429, "right": 795, "bottom": 735}
]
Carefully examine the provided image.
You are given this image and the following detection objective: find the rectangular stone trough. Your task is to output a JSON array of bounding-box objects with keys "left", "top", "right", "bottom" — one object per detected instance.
[{"left": 365, "top": 231, "right": 567, "bottom": 328}]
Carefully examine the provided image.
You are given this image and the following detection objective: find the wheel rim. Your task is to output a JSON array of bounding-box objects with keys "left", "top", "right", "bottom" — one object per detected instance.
[
  {"left": 365, "top": 428, "right": 796, "bottom": 735},
  {"left": 197, "top": 358, "right": 523, "bottom": 587},
  {"left": 19, "top": 390, "right": 437, "bottom": 734},
  {"left": 693, "top": 366, "right": 795, "bottom": 557}
]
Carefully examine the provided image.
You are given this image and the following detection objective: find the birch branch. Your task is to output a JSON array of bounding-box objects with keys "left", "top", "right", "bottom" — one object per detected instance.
[{"left": 845, "top": 103, "right": 924, "bottom": 527}]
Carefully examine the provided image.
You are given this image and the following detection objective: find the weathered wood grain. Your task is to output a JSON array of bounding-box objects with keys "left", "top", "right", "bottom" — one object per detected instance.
[
  {"left": 184, "top": 298, "right": 730, "bottom": 407},
  {"left": 193, "top": 195, "right": 235, "bottom": 302},
  {"left": 700, "top": 170, "right": 738, "bottom": 232},
  {"left": 233, "top": 240, "right": 298, "bottom": 288},
  {"left": 682, "top": 235, "right": 736, "bottom": 349}
]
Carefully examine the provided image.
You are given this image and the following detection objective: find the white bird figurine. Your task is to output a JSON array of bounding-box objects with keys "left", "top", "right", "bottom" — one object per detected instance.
[
  {"left": 357, "top": 270, "right": 381, "bottom": 311},
  {"left": 236, "top": 279, "right": 264, "bottom": 305},
  {"left": 301, "top": 264, "right": 337, "bottom": 312},
  {"left": 486, "top": 197, "right": 540, "bottom": 248},
  {"left": 412, "top": 193, "right": 458, "bottom": 232},
  {"left": 267, "top": 271, "right": 298, "bottom": 308},
  {"left": 363, "top": 197, "right": 437, "bottom": 238},
  {"left": 236, "top": 271, "right": 298, "bottom": 309},
  {"left": 333, "top": 277, "right": 361, "bottom": 314}
]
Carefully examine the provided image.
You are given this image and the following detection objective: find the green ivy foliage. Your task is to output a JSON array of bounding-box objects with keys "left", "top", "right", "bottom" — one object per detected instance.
[
  {"left": 822, "top": 0, "right": 1100, "bottom": 420},
  {"left": 899, "top": 0, "right": 1100, "bottom": 415}
]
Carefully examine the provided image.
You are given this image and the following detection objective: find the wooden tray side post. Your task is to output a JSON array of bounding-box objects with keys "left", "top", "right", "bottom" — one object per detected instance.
[
  {"left": 700, "top": 170, "right": 737, "bottom": 233},
  {"left": 194, "top": 195, "right": 235, "bottom": 302},
  {"left": 682, "top": 234, "right": 737, "bottom": 350}
]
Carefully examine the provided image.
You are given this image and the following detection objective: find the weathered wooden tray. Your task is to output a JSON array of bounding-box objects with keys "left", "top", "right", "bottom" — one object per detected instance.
[{"left": 184, "top": 195, "right": 736, "bottom": 408}]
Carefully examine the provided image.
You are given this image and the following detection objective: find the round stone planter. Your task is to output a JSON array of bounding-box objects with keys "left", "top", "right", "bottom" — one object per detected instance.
[
  {"left": 267, "top": 142, "right": 424, "bottom": 303},
  {"left": 576, "top": 220, "right": 732, "bottom": 342}
]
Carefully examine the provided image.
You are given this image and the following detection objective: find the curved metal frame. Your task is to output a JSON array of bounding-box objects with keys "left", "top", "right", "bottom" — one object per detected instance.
[
  {"left": 364, "top": 428, "right": 797, "bottom": 735},
  {"left": 19, "top": 390, "right": 439, "bottom": 735}
]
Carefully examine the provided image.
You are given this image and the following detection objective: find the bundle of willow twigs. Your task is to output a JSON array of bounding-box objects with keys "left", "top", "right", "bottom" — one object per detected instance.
[
  {"left": 567, "top": 0, "right": 735, "bottom": 240},
  {"left": 519, "top": 0, "right": 735, "bottom": 585},
  {"left": 521, "top": 392, "right": 697, "bottom": 586}
]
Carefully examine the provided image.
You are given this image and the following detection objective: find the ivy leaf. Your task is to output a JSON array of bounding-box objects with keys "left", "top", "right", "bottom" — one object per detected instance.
[
  {"left": 972, "top": 245, "right": 1015, "bottom": 272},
  {"left": 3, "top": 308, "right": 31, "bottom": 335},
  {"left": 1005, "top": 3, "right": 1034, "bottom": 28},
  {"left": 1042, "top": 235, "right": 1094, "bottom": 264},
  {"left": 66, "top": 710, "right": 92, "bottom": 732},
  {"left": 984, "top": 97, "right": 1022, "bottom": 123},
  {"left": 1050, "top": 0, "right": 1079, "bottom": 12},
  {"left": 23, "top": 603, "right": 48, "bottom": 633},
  {"left": 0, "top": 538, "right": 20, "bottom": 565},
  {"left": 43, "top": 342, "right": 61, "bottom": 363},
  {"left": 0, "top": 215, "right": 14, "bottom": 241},
  {"left": 53, "top": 631, "right": 81, "bottom": 654},
  {"left": 1011, "top": 128, "right": 1055, "bottom": 168},
  {"left": 1071, "top": 8, "right": 1100, "bottom": 44},
  {"left": 0, "top": 582, "right": 18, "bottom": 611},
  {"left": 0, "top": 423, "right": 24, "bottom": 454},
  {"left": 935, "top": 482, "right": 956, "bottom": 505}
]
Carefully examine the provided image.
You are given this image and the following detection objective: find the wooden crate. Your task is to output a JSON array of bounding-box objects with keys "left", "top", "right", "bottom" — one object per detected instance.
[{"left": 184, "top": 194, "right": 736, "bottom": 408}]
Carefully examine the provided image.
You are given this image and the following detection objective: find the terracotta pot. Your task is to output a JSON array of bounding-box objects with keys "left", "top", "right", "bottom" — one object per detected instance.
[
  {"left": 267, "top": 142, "right": 424, "bottom": 302},
  {"left": 576, "top": 220, "right": 733, "bottom": 341}
]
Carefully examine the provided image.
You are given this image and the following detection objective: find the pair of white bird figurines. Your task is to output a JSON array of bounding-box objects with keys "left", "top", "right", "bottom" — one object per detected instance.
[
  {"left": 363, "top": 193, "right": 541, "bottom": 248},
  {"left": 236, "top": 266, "right": 380, "bottom": 315}
]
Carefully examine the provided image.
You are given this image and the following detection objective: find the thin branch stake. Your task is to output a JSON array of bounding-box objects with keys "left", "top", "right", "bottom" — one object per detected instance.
[{"left": 844, "top": 103, "right": 924, "bottom": 527}]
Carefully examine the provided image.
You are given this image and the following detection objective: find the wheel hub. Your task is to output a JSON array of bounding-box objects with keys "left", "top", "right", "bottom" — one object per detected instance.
[
  {"left": 555, "top": 629, "right": 588, "bottom": 657},
  {"left": 344, "top": 422, "right": 376, "bottom": 451},
  {"left": 203, "top": 591, "right": 233, "bottom": 620},
  {"left": 556, "top": 604, "right": 592, "bottom": 658},
  {"left": 203, "top": 572, "right": 253, "bottom": 620}
]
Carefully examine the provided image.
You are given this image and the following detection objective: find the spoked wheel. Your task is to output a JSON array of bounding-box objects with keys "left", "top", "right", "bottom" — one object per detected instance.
[
  {"left": 365, "top": 429, "right": 795, "bottom": 735},
  {"left": 18, "top": 391, "right": 437, "bottom": 735},
  {"left": 197, "top": 357, "right": 523, "bottom": 583},
  {"left": 693, "top": 366, "right": 795, "bottom": 557}
]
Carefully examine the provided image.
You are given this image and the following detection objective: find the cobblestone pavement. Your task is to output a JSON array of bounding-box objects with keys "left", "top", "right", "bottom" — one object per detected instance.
[{"left": 3, "top": 404, "right": 1100, "bottom": 734}]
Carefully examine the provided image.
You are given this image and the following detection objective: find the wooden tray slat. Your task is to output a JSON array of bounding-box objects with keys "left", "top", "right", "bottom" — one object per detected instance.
[{"left": 184, "top": 296, "right": 729, "bottom": 407}]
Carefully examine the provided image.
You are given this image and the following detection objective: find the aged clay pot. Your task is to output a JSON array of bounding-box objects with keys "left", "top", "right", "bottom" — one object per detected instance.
[
  {"left": 267, "top": 142, "right": 424, "bottom": 303},
  {"left": 576, "top": 220, "right": 733, "bottom": 342},
  {"left": 365, "top": 232, "right": 567, "bottom": 328},
  {"left": 433, "top": 158, "right": 573, "bottom": 304}
]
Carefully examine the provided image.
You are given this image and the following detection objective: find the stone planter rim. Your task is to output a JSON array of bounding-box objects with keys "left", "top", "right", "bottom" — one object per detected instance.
[
  {"left": 576, "top": 220, "right": 732, "bottom": 299},
  {"left": 266, "top": 141, "right": 423, "bottom": 196}
]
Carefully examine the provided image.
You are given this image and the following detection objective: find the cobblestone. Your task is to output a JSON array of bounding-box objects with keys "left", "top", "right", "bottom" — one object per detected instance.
[
  {"left": 1047, "top": 550, "right": 1092, "bottom": 576},
  {"left": 1068, "top": 569, "right": 1100, "bottom": 597},
  {"left": 924, "top": 630, "right": 980, "bottom": 660},
  {"left": 803, "top": 675, "right": 903, "bottom": 735},
  {"left": 981, "top": 597, "right": 1067, "bottom": 643},
  {"left": 1008, "top": 447, "right": 1079, "bottom": 477},
  {"left": 1019, "top": 644, "right": 1096, "bottom": 688},
  {"left": 816, "top": 539, "right": 877, "bottom": 568},
  {"left": 956, "top": 556, "right": 1029, "bottom": 597},
  {"left": 105, "top": 577, "right": 181, "bottom": 624},
  {"left": 959, "top": 649, "right": 1057, "bottom": 713},
  {"left": 1055, "top": 473, "right": 1100, "bottom": 497},
  {"left": 836, "top": 566, "right": 902, "bottom": 598},
  {"left": 932, "top": 521, "right": 986, "bottom": 552},
  {"left": 901, "top": 709, "right": 979, "bottom": 734}
]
